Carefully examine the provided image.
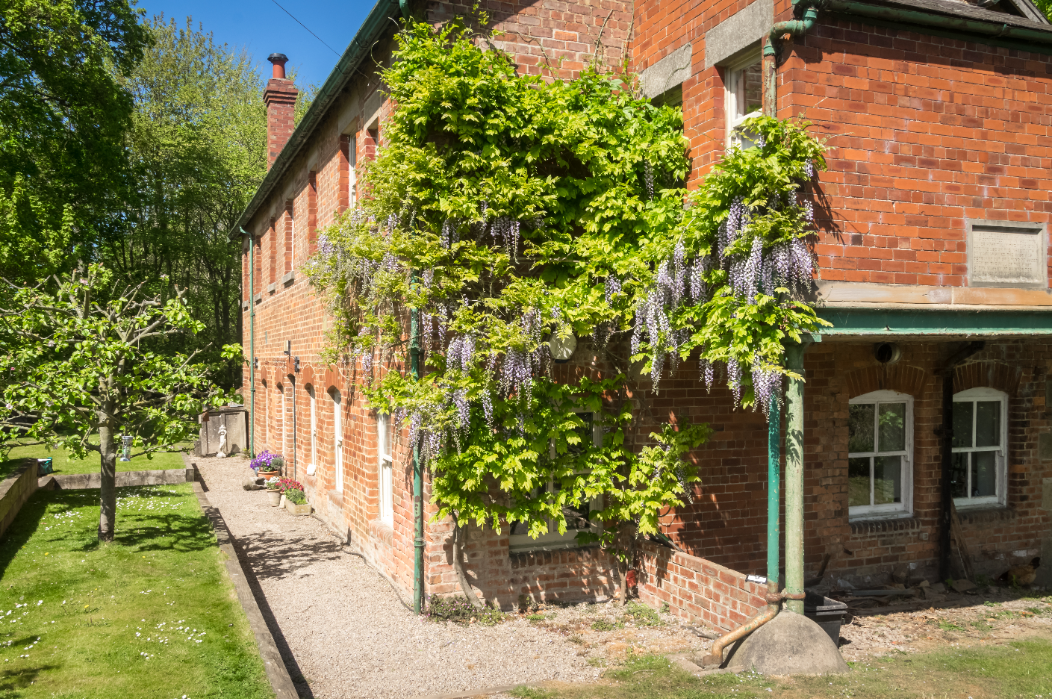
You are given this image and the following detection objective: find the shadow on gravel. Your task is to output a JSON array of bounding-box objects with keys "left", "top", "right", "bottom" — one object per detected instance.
[
  {"left": 227, "top": 532, "right": 318, "bottom": 699},
  {"left": 242, "top": 532, "right": 345, "bottom": 582}
]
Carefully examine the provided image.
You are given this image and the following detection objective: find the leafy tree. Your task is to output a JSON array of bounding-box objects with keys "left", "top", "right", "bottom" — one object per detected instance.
[
  {"left": 106, "top": 16, "right": 310, "bottom": 388},
  {"left": 0, "top": 1, "right": 151, "bottom": 278},
  {"left": 0, "top": 266, "right": 238, "bottom": 540},
  {"left": 1037, "top": 0, "right": 1052, "bottom": 22}
]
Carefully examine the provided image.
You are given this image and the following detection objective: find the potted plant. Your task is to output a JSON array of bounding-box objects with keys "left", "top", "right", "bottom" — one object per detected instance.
[
  {"left": 285, "top": 487, "right": 311, "bottom": 515},
  {"left": 251, "top": 450, "right": 283, "bottom": 481},
  {"left": 265, "top": 479, "right": 282, "bottom": 506}
]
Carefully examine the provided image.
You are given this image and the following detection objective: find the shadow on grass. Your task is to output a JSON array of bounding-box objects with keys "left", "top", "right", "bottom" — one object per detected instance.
[
  {"left": 0, "top": 487, "right": 218, "bottom": 578},
  {"left": 0, "top": 664, "right": 60, "bottom": 697}
]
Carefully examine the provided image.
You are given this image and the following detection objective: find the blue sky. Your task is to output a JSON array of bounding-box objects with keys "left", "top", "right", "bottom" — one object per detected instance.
[{"left": 135, "top": 0, "right": 376, "bottom": 88}]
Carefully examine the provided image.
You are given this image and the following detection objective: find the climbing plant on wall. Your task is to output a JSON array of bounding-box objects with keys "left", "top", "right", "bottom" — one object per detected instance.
[{"left": 307, "top": 18, "right": 827, "bottom": 566}]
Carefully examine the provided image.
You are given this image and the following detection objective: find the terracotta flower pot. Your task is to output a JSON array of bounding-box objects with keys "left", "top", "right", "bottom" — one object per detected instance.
[{"left": 259, "top": 470, "right": 279, "bottom": 481}]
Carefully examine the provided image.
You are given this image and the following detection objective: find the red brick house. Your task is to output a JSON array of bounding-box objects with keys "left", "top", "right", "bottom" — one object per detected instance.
[{"left": 235, "top": 0, "right": 1052, "bottom": 632}]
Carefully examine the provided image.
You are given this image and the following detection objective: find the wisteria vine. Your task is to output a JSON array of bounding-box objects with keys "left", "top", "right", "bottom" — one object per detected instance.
[{"left": 305, "top": 18, "right": 826, "bottom": 550}]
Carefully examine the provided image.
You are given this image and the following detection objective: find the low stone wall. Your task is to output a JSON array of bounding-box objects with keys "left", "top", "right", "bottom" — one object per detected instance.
[
  {"left": 636, "top": 541, "right": 766, "bottom": 632},
  {"left": 42, "top": 468, "right": 195, "bottom": 491},
  {"left": 0, "top": 459, "right": 40, "bottom": 539}
]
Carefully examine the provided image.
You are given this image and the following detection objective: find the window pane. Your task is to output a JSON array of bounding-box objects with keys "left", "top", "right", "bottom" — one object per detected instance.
[
  {"left": 952, "top": 401, "right": 973, "bottom": 449},
  {"left": 511, "top": 486, "right": 545, "bottom": 535},
  {"left": 741, "top": 61, "right": 762, "bottom": 116},
  {"left": 950, "top": 453, "right": 968, "bottom": 498},
  {"left": 975, "top": 401, "right": 1001, "bottom": 448},
  {"left": 973, "top": 451, "right": 997, "bottom": 498},
  {"left": 848, "top": 457, "right": 871, "bottom": 507},
  {"left": 873, "top": 455, "right": 902, "bottom": 504},
  {"left": 849, "top": 404, "right": 875, "bottom": 453},
  {"left": 878, "top": 403, "right": 906, "bottom": 452},
  {"left": 554, "top": 480, "right": 590, "bottom": 530},
  {"left": 569, "top": 413, "right": 593, "bottom": 456}
]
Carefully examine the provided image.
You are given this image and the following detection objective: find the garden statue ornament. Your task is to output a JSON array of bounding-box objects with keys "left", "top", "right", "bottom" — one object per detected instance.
[{"left": 216, "top": 423, "right": 228, "bottom": 458}]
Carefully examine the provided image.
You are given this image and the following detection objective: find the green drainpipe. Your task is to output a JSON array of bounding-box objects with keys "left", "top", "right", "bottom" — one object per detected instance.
[
  {"left": 767, "top": 396, "right": 781, "bottom": 590},
  {"left": 241, "top": 227, "right": 256, "bottom": 458},
  {"left": 763, "top": 2, "right": 820, "bottom": 116},
  {"left": 410, "top": 279, "right": 424, "bottom": 615}
]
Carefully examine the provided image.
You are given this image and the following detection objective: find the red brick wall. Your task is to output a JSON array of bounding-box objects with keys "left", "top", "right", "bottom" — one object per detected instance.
[
  {"left": 649, "top": 340, "right": 1052, "bottom": 587},
  {"left": 238, "top": 0, "right": 1052, "bottom": 617},
  {"left": 431, "top": 0, "right": 633, "bottom": 79},
  {"left": 630, "top": 0, "right": 1052, "bottom": 282},
  {"left": 783, "top": 19, "right": 1052, "bottom": 287},
  {"left": 637, "top": 542, "right": 767, "bottom": 631}
]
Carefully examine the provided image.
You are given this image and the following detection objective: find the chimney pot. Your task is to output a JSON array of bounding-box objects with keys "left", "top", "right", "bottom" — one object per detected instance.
[{"left": 268, "top": 53, "right": 289, "bottom": 79}]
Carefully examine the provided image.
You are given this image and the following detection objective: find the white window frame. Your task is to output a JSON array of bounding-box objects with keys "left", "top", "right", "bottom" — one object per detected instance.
[
  {"left": 307, "top": 385, "right": 317, "bottom": 475},
  {"left": 332, "top": 389, "right": 343, "bottom": 492},
  {"left": 377, "top": 412, "right": 393, "bottom": 525},
  {"left": 289, "top": 209, "right": 295, "bottom": 271},
  {"left": 848, "top": 390, "right": 914, "bottom": 520},
  {"left": 952, "top": 387, "right": 1008, "bottom": 509},
  {"left": 725, "top": 50, "right": 763, "bottom": 149},
  {"left": 509, "top": 412, "right": 603, "bottom": 551},
  {"left": 349, "top": 135, "right": 357, "bottom": 207}
]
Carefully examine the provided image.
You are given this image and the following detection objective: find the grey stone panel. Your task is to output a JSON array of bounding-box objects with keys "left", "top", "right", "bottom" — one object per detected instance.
[
  {"left": 704, "top": 0, "right": 774, "bottom": 69},
  {"left": 640, "top": 43, "right": 693, "bottom": 100}
]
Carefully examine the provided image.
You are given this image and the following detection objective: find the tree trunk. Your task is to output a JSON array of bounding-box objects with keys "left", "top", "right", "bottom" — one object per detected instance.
[
  {"left": 452, "top": 516, "right": 484, "bottom": 609},
  {"left": 98, "top": 419, "right": 117, "bottom": 542}
]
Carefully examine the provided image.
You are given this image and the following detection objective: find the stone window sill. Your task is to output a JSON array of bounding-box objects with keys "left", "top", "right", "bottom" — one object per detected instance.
[
  {"left": 849, "top": 516, "right": 922, "bottom": 536},
  {"left": 956, "top": 506, "right": 1016, "bottom": 525},
  {"left": 282, "top": 271, "right": 295, "bottom": 286},
  {"left": 253, "top": 293, "right": 262, "bottom": 304},
  {"left": 267, "top": 282, "right": 276, "bottom": 295}
]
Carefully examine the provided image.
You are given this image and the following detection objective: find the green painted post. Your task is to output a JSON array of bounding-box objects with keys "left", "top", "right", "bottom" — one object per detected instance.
[
  {"left": 767, "top": 394, "right": 781, "bottom": 588},
  {"left": 241, "top": 227, "right": 256, "bottom": 458},
  {"left": 410, "top": 287, "right": 424, "bottom": 615},
  {"left": 784, "top": 342, "right": 809, "bottom": 613}
]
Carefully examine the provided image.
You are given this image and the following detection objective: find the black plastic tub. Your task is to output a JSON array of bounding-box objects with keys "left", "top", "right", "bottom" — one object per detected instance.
[{"left": 804, "top": 592, "right": 848, "bottom": 646}]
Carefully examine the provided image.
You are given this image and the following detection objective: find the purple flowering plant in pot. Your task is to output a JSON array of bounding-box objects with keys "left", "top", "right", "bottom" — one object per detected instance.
[{"left": 251, "top": 450, "right": 284, "bottom": 476}]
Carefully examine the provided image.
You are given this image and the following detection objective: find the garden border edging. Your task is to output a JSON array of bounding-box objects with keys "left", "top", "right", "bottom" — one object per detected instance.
[
  {"left": 190, "top": 473, "right": 298, "bottom": 699},
  {"left": 0, "top": 459, "right": 40, "bottom": 539},
  {"left": 40, "top": 467, "right": 196, "bottom": 490}
]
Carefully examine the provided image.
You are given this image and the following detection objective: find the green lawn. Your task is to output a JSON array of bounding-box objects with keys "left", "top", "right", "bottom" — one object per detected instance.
[
  {"left": 514, "top": 637, "right": 1052, "bottom": 699},
  {"left": 0, "top": 442, "right": 190, "bottom": 481},
  {"left": 0, "top": 484, "right": 273, "bottom": 698}
]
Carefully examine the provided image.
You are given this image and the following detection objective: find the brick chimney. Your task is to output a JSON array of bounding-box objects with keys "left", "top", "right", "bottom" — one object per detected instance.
[{"left": 264, "top": 53, "right": 298, "bottom": 170}]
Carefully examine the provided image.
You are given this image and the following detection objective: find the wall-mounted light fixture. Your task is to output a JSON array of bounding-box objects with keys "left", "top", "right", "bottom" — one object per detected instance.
[{"left": 548, "top": 332, "right": 577, "bottom": 364}]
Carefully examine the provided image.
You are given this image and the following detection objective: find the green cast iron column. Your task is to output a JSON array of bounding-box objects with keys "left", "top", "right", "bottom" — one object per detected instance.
[
  {"left": 241, "top": 227, "right": 256, "bottom": 458},
  {"left": 411, "top": 291, "right": 424, "bottom": 615},
  {"left": 767, "top": 395, "right": 781, "bottom": 588},
  {"left": 784, "top": 341, "right": 809, "bottom": 613}
]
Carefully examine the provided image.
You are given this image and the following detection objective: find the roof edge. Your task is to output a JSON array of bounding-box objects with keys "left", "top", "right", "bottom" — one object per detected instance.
[{"left": 230, "top": 0, "right": 403, "bottom": 241}]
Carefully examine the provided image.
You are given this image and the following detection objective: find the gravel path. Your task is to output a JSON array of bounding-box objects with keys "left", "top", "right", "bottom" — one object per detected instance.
[{"left": 191, "top": 455, "right": 605, "bottom": 699}]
